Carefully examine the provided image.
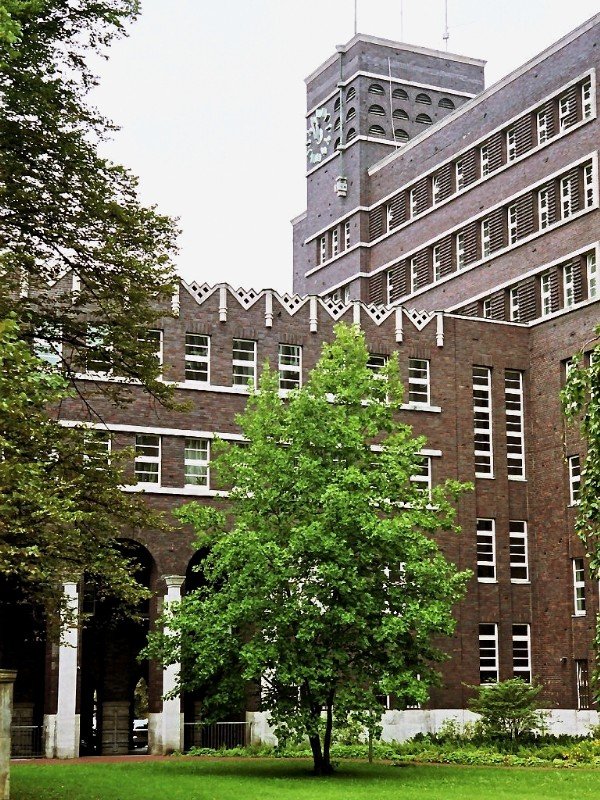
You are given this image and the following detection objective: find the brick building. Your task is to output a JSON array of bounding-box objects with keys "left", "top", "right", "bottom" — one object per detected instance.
[{"left": 2, "top": 13, "right": 599, "bottom": 757}]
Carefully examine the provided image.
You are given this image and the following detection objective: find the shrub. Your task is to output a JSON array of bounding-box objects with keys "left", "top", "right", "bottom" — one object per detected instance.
[{"left": 468, "top": 679, "right": 548, "bottom": 740}]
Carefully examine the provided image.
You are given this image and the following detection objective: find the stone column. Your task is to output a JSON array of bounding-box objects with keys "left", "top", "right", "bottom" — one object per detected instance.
[
  {"left": 54, "top": 582, "right": 80, "bottom": 758},
  {"left": 0, "top": 670, "right": 17, "bottom": 800},
  {"left": 160, "top": 576, "right": 184, "bottom": 754}
]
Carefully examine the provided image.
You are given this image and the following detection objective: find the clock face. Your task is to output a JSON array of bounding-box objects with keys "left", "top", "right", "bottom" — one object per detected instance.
[{"left": 306, "top": 107, "right": 332, "bottom": 165}]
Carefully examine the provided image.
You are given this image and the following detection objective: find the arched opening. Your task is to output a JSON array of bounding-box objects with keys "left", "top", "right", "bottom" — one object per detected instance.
[
  {"left": 368, "top": 83, "right": 384, "bottom": 95},
  {"left": 346, "top": 107, "right": 356, "bottom": 122},
  {"left": 416, "top": 92, "right": 432, "bottom": 105},
  {"left": 394, "top": 129, "right": 410, "bottom": 142},
  {"left": 393, "top": 108, "right": 409, "bottom": 120},
  {"left": 368, "top": 125, "right": 386, "bottom": 137},
  {"left": 439, "top": 97, "right": 455, "bottom": 109},
  {"left": 368, "top": 104, "right": 386, "bottom": 117},
  {"left": 416, "top": 113, "right": 432, "bottom": 125},
  {"left": 392, "top": 87, "right": 409, "bottom": 100},
  {"left": 346, "top": 86, "right": 356, "bottom": 101}
]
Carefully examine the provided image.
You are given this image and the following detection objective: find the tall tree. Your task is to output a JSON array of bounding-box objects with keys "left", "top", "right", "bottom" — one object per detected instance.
[{"left": 146, "top": 324, "right": 471, "bottom": 775}]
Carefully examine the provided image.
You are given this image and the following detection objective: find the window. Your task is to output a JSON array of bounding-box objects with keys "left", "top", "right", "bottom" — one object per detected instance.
[
  {"left": 473, "top": 366, "right": 493, "bottom": 477},
  {"left": 576, "top": 660, "right": 591, "bottom": 709},
  {"left": 559, "top": 93, "right": 574, "bottom": 130},
  {"left": 540, "top": 272, "right": 552, "bottom": 316},
  {"left": 583, "top": 163, "right": 594, "bottom": 208},
  {"left": 563, "top": 263, "right": 575, "bottom": 309},
  {"left": 482, "top": 298, "right": 492, "bottom": 319},
  {"left": 185, "top": 334, "right": 210, "bottom": 383},
  {"left": 343, "top": 285, "right": 350, "bottom": 304},
  {"left": 392, "top": 87, "right": 408, "bottom": 100},
  {"left": 509, "top": 521, "right": 529, "bottom": 582},
  {"left": 83, "top": 429, "right": 111, "bottom": 469},
  {"left": 279, "top": 344, "right": 301, "bottom": 390},
  {"left": 506, "top": 127, "right": 517, "bottom": 162},
  {"left": 386, "top": 269, "right": 394, "bottom": 304},
  {"left": 408, "top": 358, "right": 430, "bottom": 405},
  {"left": 368, "top": 104, "right": 385, "bottom": 117},
  {"left": 184, "top": 438, "right": 209, "bottom": 487},
  {"left": 476, "top": 519, "right": 496, "bottom": 581},
  {"left": 346, "top": 87, "right": 356, "bottom": 101},
  {"left": 480, "top": 145, "right": 490, "bottom": 177},
  {"left": 394, "top": 129, "right": 409, "bottom": 142},
  {"left": 537, "top": 108, "right": 550, "bottom": 145},
  {"left": 431, "top": 174, "right": 441, "bottom": 205},
  {"left": 334, "top": 97, "right": 340, "bottom": 112},
  {"left": 560, "top": 175, "right": 574, "bottom": 219},
  {"left": 568, "top": 454, "right": 581, "bottom": 505},
  {"left": 512, "top": 624, "right": 531, "bottom": 683},
  {"left": 232, "top": 339, "right": 257, "bottom": 388},
  {"left": 410, "top": 455, "right": 432, "bottom": 499},
  {"left": 409, "top": 188, "right": 418, "bottom": 218},
  {"left": 386, "top": 202, "right": 394, "bottom": 230},
  {"left": 139, "top": 329, "right": 163, "bottom": 371},
  {"left": 508, "top": 204, "right": 518, "bottom": 245},
  {"left": 134, "top": 434, "right": 160, "bottom": 484},
  {"left": 415, "top": 93, "right": 431, "bottom": 105},
  {"left": 346, "top": 128, "right": 356, "bottom": 141},
  {"left": 392, "top": 108, "right": 409, "bottom": 120},
  {"left": 368, "top": 125, "right": 386, "bottom": 137},
  {"left": 367, "top": 353, "right": 388, "bottom": 372},
  {"left": 346, "top": 106, "right": 356, "bottom": 121},
  {"left": 332, "top": 228, "right": 339, "bottom": 256},
  {"left": 318, "top": 235, "right": 327, "bottom": 264},
  {"left": 479, "top": 623, "right": 498, "bottom": 683},
  {"left": 455, "top": 160, "right": 465, "bottom": 191},
  {"left": 415, "top": 113, "right": 432, "bottom": 125},
  {"left": 409, "top": 257, "right": 418, "bottom": 294},
  {"left": 582, "top": 79, "right": 593, "bottom": 119},
  {"left": 368, "top": 83, "right": 384, "bottom": 95},
  {"left": 438, "top": 97, "right": 455, "bottom": 110},
  {"left": 481, "top": 218, "right": 491, "bottom": 258},
  {"left": 86, "top": 325, "right": 111, "bottom": 375},
  {"left": 432, "top": 245, "right": 442, "bottom": 282},
  {"left": 505, "top": 370, "right": 525, "bottom": 479},
  {"left": 34, "top": 335, "right": 61, "bottom": 367},
  {"left": 509, "top": 286, "right": 520, "bottom": 322},
  {"left": 456, "top": 232, "right": 465, "bottom": 269},
  {"left": 334, "top": 117, "right": 340, "bottom": 131},
  {"left": 588, "top": 252, "right": 598, "bottom": 299},
  {"left": 344, "top": 220, "right": 351, "bottom": 250},
  {"left": 538, "top": 187, "right": 550, "bottom": 229},
  {"left": 573, "top": 557, "right": 586, "bottom": 615}
]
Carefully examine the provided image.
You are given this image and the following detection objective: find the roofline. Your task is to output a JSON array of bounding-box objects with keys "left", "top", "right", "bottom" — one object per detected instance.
[
  {"left": 304, "top": 33, "right": 486, "bottom": 86},
  {"left": 369, "top": 11, "right": 600, "bottom": 175}
]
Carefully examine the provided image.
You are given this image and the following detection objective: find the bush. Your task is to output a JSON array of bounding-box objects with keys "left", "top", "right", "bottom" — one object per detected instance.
[{"left": 468, "top": 679, "right": 548, "bottom": 740}]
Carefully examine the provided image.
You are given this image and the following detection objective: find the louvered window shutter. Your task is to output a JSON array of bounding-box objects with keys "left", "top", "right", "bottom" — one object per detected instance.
[
  {"left": 415, "top": 177, "right": 429, "bottom": 214},
  {"left": 369, "top": 207, "right": 384, "bottom": 240},
  {"left": 490, "top": 290, "right": 506, "bottom": 320},
  {"left": 464, "top": 221, "right": 478, "bottom": 265},
  {"left": 517, "top": 277, "right": 537, "bottom": 322},
  {"left": 369, "top": 272, "right": 385, "bottom": 305},
  {"left": 462, "top": 149, "right": 477, "bottom": 187},
  {"left": 514, "top": 115, "right": 533, "bottom": 158},
  {"left": 437, "top": 163, "right": 453, "bottom": 201},
  {"left": 487, "top": 132, "right": 504, "bottom": 172},
  {"left": 488, "top": 207, "right": 505, "bottom": 252},
  {"left": 515, "top": 194, "right": 534, "bottom": 240},
  {"left": 388, "top": 193, "right": 406, "bottom": 230},
  {"left": 438, "top": 236, "right": 454, "bottom": 278}
]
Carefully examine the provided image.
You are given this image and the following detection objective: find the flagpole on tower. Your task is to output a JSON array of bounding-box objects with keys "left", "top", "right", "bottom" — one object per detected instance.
[
  {"left": 354, "top": 0, "right": 358, "bottom": 35},
  {"left": 443, "top": 0, "right": 450, "bottom": 50}
]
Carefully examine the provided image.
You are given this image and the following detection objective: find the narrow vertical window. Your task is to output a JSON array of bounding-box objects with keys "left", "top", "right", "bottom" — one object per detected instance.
[
  {"left": 476, "top": 519, "right": 496, "bottom": 581},
  {"left": 455, "top": 159, "right": 465, "bottom": 191},
  {"left": 83, "top": 429, "right": 111, "bottom": 469},
  {"left": 432, "top": 245, "right": 442, "bottom": 282},
  {"left": 343, "top": 285, "right": 351, "bottom": 304},
  {"left": 409, "top": 257, "right": 418, "bottom": 294},
  {"left": 507, "top": 204, "right": 518, "bottom": 245},
  {"left": 482, "top": 298, "right": 492, "bottom": 319},
  {"left": 583, "top": 163, "right": 594, "bottom": 208},
  {"left": 559, "top": 94, "right": 573, "bottom": 130},
  {"left": 576, "top": 660, "right": 591, "bottom": 709},
  {"left": 512, "top": 624, "right": 531, "bottom": 683},
  {"left": 134, "top": 434, "right": 160, "bottom": 485},
  {"left": 568, "top": 455, "right": 581, "bottom": 504},
  {"left": 184, "top": 438, "right": 209, "bottom": 487},
  {"left": 481, "top": 218, "right": 491, "bottom": 258},
  {"left": 537, "top": 109, "right": 550, "bottom": 145},
  {"left": 318, "top": 235, "right": 326, "bottom": 264},
  {"left": 232, "top": 339, "right": 257, "bottom": 388},
  {"left": 344, "top": 220, "right": 351, "bottom": 250},
  {"left": 456, "top": 232, "right": 466, "bottom": 269},
  {"left": 410, "top": 455, "right": 432, "bottom": 499},
  {"left": 386, "top": 269, "right": 394, "bottom": 304},
  {"left": 138, "top": 330, "right": 163, "bottom": 373},
  {"left": 588, "top": 252, "right": 598, "bottom": 299},
  {"left": 509, "top": 286, "right": 520, "bottom": 322},
  {"left": 409, "top": 188, "right": 418, "bottom": 218},
  {"left": 582, "top": 79, "right": 593, "bottom": 119},
  {"left": 540, "top": 272, "right": 552, "bottom": 316},
  {"left": 479, "top": 623, "right": 499, "bottom": 683},
  {"left": 185, "top": 334, "right": 210, "bottom": 383},
  {"left": 34, "top": 334, "right": 62, "bottom": 367},
  {"left": 278, "top": 344, "right": 302, "bottom": 390},
  {"left": 538, "top": 187, "right": 550, "bottom": 229},
  {"left": 563, "top": 263, "right": 575, "bottom": 309},
  {"left": 573, "top": 558, "right": 586, "bottom": 615},
  {"left": 505, "top": 370, "right": 525, "bottom": 479},
  {"left": 332, "top": 228, "right": 339, "bottom": 256},
  {"left": 506, "top": 127, "right": 517, "bottom": 162},
  {"left": 86, "top": 325, "right": 111, "bottom": 375},
  {"left": 432, "top": 174, "right": 441, "bottom": 205},
  {"left": 560, "top": 175, "right": 574, "bottom": 219},
  {"left": 473, "top": 366, "right": 493, "bottom": 478},
  {"left": 408, "top": 358, "right": 430, "bottom": 405},
  {"left": 386, "top": 202, "right": 394, "bottom": 231},
  {"left": 480, "top": 144, "right": 490, "bottom": 177},
  {"left": 509, "top": 521, "right": 529, "bottom": 582}
]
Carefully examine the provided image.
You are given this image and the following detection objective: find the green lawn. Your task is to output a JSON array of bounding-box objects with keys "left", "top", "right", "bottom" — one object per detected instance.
[{"left": 10, "top": 758, "right": 600, "bottom": 800}]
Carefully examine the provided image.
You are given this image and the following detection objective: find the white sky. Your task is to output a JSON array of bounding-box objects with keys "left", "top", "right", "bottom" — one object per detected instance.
[{"left": 90, "top": 1, "right": 599, "bottom": 293}]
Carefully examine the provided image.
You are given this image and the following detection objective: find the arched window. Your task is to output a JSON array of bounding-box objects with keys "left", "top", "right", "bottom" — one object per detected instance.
[
  {"left": 369, "top": 83, "right": 385, "bottom": 95},
  {"left": 347, "top": 128, "right": 356, "bottom": 141},
  {"left": 394, "top": 129, "right": 409, "bottom": 142},
  {"left": 346, "top": 107, "right": 356, "bottom": 121},
  {"left": 416, "top": 113, "right": 432, "bottom": 125},
  {"left": 334, "top": 117, "right": 341, "bottom": 131},
  {"left": 392, "top": 108, "right": 409, "bottom": 120},
  {"left": 368, "top": 104, "right": 386, "bottom": 116},
  {"left": 438, "top": 97, "right": 455, "bottom": 110},
  {"left": 346, "top": 87, "right": 356, "bottom": 101},
  {"left": 334, "top": 97, "right": 341, "bottom": 112},
  {"left": 368, "top": 125, "right": 386, "bottom": 137},
  {"left": 334, "top": 138, "right": 341, "bottom": 150},
  {"left": 416, "top": 92, "right": 432, "bottom": 105},
  {"left": 393, "top": 87, "right": 409, "bottom": 100}
]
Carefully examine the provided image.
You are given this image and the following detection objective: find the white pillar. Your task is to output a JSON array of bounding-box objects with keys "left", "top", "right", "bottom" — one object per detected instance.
[
  {"left": 54, "top": 582, "right": 80, "bottom": 758},
  {"left": 161, "top": 575, "right": 184, "bottom": 753}
]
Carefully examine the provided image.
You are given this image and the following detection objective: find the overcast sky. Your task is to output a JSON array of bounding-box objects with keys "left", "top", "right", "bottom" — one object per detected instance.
[{"left": 90, "top": 1, "right": 599, "bottom": 293}]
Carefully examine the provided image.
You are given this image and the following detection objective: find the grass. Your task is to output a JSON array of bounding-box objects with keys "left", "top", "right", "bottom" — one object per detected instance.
[{"left": 10, "top": 758, "right": 600, "bottom": 800}]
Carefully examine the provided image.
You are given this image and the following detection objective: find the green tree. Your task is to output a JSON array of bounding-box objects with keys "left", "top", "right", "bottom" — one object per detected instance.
[
  {"left": 146, "top": 324, "right": 471, "bottom": 775},
  {"left": 468, "top": 678, "right": 547, "bottom": 741}
]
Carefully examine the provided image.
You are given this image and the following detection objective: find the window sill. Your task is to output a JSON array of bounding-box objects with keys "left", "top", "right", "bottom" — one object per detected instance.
[
  {"left": 572, "top": 613, "right": 587, "bottom": 619},
  {"left": 568, "top": 502, "right": 581, "bottom": 508},
  {"left": 510, "top": 580, "right": 531, "bottom": 585},
  {"left": 401, "top": 403, "right": 442, "bottom": 413},
  {"left": 477, "top": 578, "right": 498, "bottom": 584},
  {"left": 124, "top": 485, "right": 228, "bottom": 497},
  {"left": 475, "top": 474, "right": 495, "bottom": 480},
  {"left": 508, "top": 476, "right": 527, "bottom": 482}
]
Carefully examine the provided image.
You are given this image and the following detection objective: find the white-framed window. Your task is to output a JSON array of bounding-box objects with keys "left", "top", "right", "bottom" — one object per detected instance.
[
  {"left": 367, "top": 353, "right": 388, "bottom": 372},
  {"left": 506, "top": 127, "right": 517, "bottom": 162},
  {"left": 576, "top": 660, "right": 591, "bottom": 710},
  {"left": 83, "top": 429, "right": 111, "bottom": 469},
  {"left": 568, "top": 455, "right": 581, "bottom": 505},
  {"left": 473, "top": 366, "right": 493, "bottom": 478},
  {"left": 386, "top": 203, "right": 394, "bottom": 231},
  {"left": 332, "top": 228, "right": 339, "bottom": 256},
  {"left": 509, "top": 286, "right": 520, "bottom": 322},
  {"left": 409, "top": 187, "right": 418, "bottom": 218},
  {"left": 481, "top": 218, "right": 491, "bottom": 258},
  {"left": 560, "top": 175, "right": 574, "bottom": 219},
  {"left": 408, "top": 358, "right": 430, "bottom": 405},
  {"left": 344, "top": 220, "right": 351, "bottom": 250},
  {"left": 559, "top": 93, "right": 574, "bottom": 130},
  {"left": 318, "top": 235, "right": 326, "bottom": 264},
  {"left": 432, "top": 174, "right": 441, "bottom": 205},
  {"left": 134, "top": 434, "right": 160, "bottom": 485},
  {"left": 508, "top": 204, "right": 518, "bottom": 245},
  {"left": 410, "top": 455, "right": 432, "bottom": 499},
  {"left": 386, "top": 269, "right": 394, "bottom": 304},
  {"left": 537, "top": 108, "right": 550, "bottom": 145},
  {"left": 343, "top": 285, "right": 351, "bottom": 304},
  {"left": 512, "top": 624, "right": 531, "bottom": 683},
  {"left": 563, "top": 263, "right": 575, "bottom": 309},
  {"left": 573, "top": 557, "right": 586, "bottom": 615},
  {"left": 34, "top": 335, "right": 62, "bottom": 368},
  {"left": 588, "top": 252, "right": 598, "bottom": 299},
  {"left": 509, "top": 521, "right": 529, "bottom": 582},
  {"left": 139, "top": 329, "right": 163, "bottom": 372},
  {"left": 185, "top": 333, "right": 210, "bottom": 383},
  {"left": 479, "top": 623, "right": 499, "bottom": 683},
  {"left": 480, "top": 144, "right": 490, "bottom": 177},
  {"left": 232, "top": 338, "right": 257, "bottom": 388},
  {"left": 505, "top": 370, "right": 525, "bottom": 479},
  {"left": 432, "top": 245, "right": 442, "bottom": 282},
  {"left": 582, "top": 79, "right": 593, "bottom": 119},
  {"left": 583, "top": 163, "right": 594, "bottom": 208},
  {"left": 455, "top": 159, "right": 465, "bottom": 191},
  {"left": 482, "top": 298, "right": 492, "bottom": 319},
  {"left": 279, "top": 344, "right": 302, "bottom": 390},
  {"left": 540, "top": 272, "right": 552, "bottom": 316},
  {"left": 86, "top": 325, "right": 112, "bottom": 375},
  {"left": 456, "top": 231, "right": 466, "bottom": 269},
  {"left": 184, "top": 438, "right": 209, "bottom": 487},
  {"left": 409, "top": 257, "right": 418, "bottom": 294},
  {"left": 476, "top": 519, "right": 496, "bottom": 582},
  {"left": 538, "top": 187, "right": 550, "bottom": 230}
]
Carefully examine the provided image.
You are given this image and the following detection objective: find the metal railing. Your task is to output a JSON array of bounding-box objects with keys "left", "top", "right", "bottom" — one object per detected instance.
[
  {"left": 183, "top": 721, "right": 250, "bottom": 752},
  {"left": 11, "top": 725, "right": 44, "bottom": 758}
]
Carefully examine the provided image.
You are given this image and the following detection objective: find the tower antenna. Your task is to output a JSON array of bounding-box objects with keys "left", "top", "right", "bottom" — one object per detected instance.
[
  {"left": 443, "top": 0, "right": 449, "bottom": 51},
  {"left": 354, "top": 0, "right": 358, "bottom": 35}
]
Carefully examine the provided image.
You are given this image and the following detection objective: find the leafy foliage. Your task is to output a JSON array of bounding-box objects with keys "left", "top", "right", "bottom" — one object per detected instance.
[
  {"left": 146, "top": 324, "right": 471, "bottom": 774},
  {"left": 468, "top": 679, "right": 548, "bottom": 741}
]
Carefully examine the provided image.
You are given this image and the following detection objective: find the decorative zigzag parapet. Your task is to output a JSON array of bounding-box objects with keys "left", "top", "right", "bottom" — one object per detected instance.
[{"left": 183, "top": 281, "right": 445, "bottom": 347}]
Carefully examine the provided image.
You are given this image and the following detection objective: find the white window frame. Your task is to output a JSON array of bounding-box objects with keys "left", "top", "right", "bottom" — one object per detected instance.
[
  {"left": 482, "top": 298, "right": 492, "bottom": 319},
  {"left": 505, "top": 370, "right": 525, "bottom": 480},
  {"left": 386, "top": 269, "right": 394, "bottom": 304},
  {"left": 344, "top": 220, "right": 351, "bottom": 250},
  {"left": 588, "top": 251, "right": 598, "bottom": 299},
  {"left": 568, "top": 454, "right": 581, "bottom": 505},
  {"left": 573, "top": 557, "right": 586, "bottom": 616},
  {"left": 332, "top": 228, "right": 339, "bottom": 256},
  {"left": 456, "top": 231, "right": 466, "bottom": 269},
  {"left": 473, "top": 366, "right": 493, "bottom": 478},
  {"left": 185, "top": 333, "right": 210, "bottom": 383},
  {"left": 508, "top": 203, "right": 518, "bottom": 245},
  {"left": 432, "top": 173, "right": 441, "bottom": 205},
  {"left": 432, "top": 245, "right": 442, "bottom": 282},
  {"left": 481, "top": 218, "right": 491, "bottom": 258},
  {"left": 540, "top": 272, "right": 552, "bottom": 316},
  {"left": 538, "top": 187, "right": 550, "bottom": 230},
  {"left": 409, "top": 257, "right": 418, "bottom": 294},
  {"left": 343, "top": 285, "right": 351, "bottom": 304},
  {"left": 386, "top": 202, "right": 394, "bottom": 231},
  {"left": 134, "top": 434, "right": 161, "bottom": 485},
  {"left": 278, "top": 343, "right": 302, "bottom": 390},
  {"left": 509, "top": 286, "right": 520, "bottom": 322},
  {"left": 476, "top": 519, "right": 496, "bottom": 582},
  {"left": 139, "top": 329, "right": 163, "bottom": 373},
  {"left": 34, "top": 335, "right": 62, "bottom": 368},
  {"left": 480, "top": 144, "right": 490, "bottom": 177},
  {"left": 232, "top": 338, "right": 257, "bottom": 388},
  {"left": 506, "top": 127, "right": 517, "bottom": 162},
  {"left": 509, "top": 521, "right": 529, "bottom": 583},
  {"left": 560, "top": 175, "right": 574, "bottom": 219},
  {"left": 408, "top": 358, "right": 430, "bottom": 406},
  {"left": 479, "top": 623, "right": 499, "bottom": 684},
  {"left": 83, "top": 429, "right": 111, "bottom": 469},
  {"left": 409, "top": 187, "right": 418, "bottom": 218},
  {"left": 512, "top": 624, "right": 531, "bottom": 683},
  {"left": 184, "top": 437, "right": 210, "bottom": 487},
  {"left": 583, "top": 163, "right": 594, "bottom": 209},
  {"left": 410, "top": 455, "right": 432, "bottom": 500},
  {"left": 563, "top": 263, "right": 575, "bottom": 309},
  {"left": 86, "top": 324, "right": 112, "bottom": 376},
  {"left": 559, "top": 93, "right": 573, "bottom": 131},
  {"left": 582, "top": 79, "right": 593, "bottom": 119},
  {"left": 455, "top": 159, "right": 465, "bottom": 191},
  {"left": 318, "top": 235, "right": 326, "bottom": 264},
  {"left": 537, "top": 108, "right": 550, "bottom": 145}
]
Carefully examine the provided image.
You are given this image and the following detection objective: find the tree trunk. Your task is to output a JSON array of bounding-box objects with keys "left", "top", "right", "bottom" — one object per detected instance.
[
  {"left": 319, "top": 692, "right": 335, "bottom": 775},
  {"left": 309, "top": 733, "right": 325, "bottom": 775}
]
